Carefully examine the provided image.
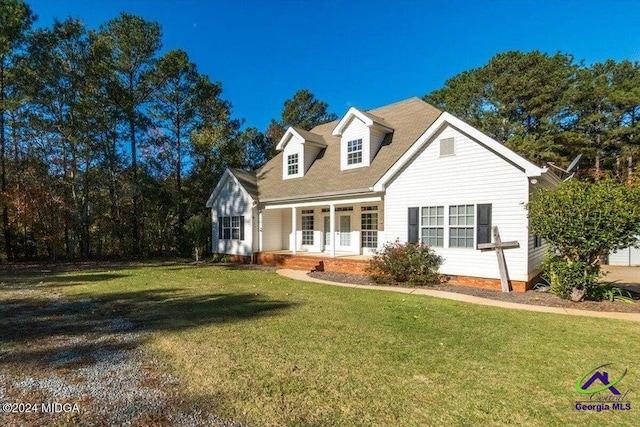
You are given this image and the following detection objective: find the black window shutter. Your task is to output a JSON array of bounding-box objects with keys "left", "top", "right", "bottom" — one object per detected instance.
[
  {"left": 240, "top": 216, "right": 245, "bottom": 241},
  {"left": 477, "top": 204, "right": 492, "bottom": 246},
  {"left": 218, "top": 217, "right": 223, "bottom": 239},
  {"left": 408, "top": 207, "right": 419, "bottom": 244}
]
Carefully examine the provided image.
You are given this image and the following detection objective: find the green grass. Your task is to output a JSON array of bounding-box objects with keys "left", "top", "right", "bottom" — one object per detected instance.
[{"left": 2, "top": 263, "right": 639, "bottom": 426}]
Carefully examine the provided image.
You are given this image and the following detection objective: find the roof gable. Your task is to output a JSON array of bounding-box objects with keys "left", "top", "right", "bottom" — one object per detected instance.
[
  {"left": 206, "top": 168, "right": 257, "bottom": 207},
  {"left": 275, "top": 127, "right": 326, "bottom": 151},
  {"left": 332, "top": 107, "right": 394, "bottom": 136},
  {"left": 373, "top": 112, "right": 550, "bottom": 191}
]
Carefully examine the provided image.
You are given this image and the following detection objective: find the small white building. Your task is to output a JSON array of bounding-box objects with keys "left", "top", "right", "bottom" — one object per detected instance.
[
  {"left": 206, "top": 98, "right": 559, "bottom": 290},
  {"left": 609, "top": 238, "right": 640, "bottom": 266}
]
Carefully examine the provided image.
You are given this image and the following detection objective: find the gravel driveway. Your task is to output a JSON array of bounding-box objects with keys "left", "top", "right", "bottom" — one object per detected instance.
[{"left": 0, "top": 284, "right": 243, "bottom": 427}]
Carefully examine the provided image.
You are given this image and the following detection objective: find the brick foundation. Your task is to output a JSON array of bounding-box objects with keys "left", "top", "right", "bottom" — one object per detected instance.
[
  {"left": 445, "top": 275, "right": 530, "bottom": 292},
  {"left": 222, "top": 252, "right": 537, "bottom": 292}
]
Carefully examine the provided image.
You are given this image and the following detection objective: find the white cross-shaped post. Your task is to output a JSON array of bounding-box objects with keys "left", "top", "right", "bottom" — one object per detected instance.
[{"left": 477, "top": 226, "right": 520, "bottom": 293}]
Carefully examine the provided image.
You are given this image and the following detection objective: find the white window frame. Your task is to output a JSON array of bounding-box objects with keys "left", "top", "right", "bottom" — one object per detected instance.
[
  {"left": 301, "top": 209, "right": 314, "bottom": 245},
  {"left": 421, "top": 206, "right": 444, "bottom": 247},
  {"left": 449, "top": 204, "right": 474, "bottom": 248},
  {"left": 361, "top": 208, "right": 378, "bottom": 248},
  {"left": 347, "top": 138, "right": 363, "bottom": 165},
  {"left": 221, "top": 215, "right": 243, "bottom": 241},
  {"left": 287, "top": 153, "right": 299, "bottom": 176}
]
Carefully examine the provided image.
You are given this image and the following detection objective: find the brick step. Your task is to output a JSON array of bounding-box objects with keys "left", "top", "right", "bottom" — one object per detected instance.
[{"left": 256, "top": 252, "right": 369, "bottom": 275}]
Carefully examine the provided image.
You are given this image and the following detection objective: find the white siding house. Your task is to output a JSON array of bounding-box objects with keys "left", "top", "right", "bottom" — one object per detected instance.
[
  {"left": 609, "top": 239, "right": 640, "bottom": 266},
  {"left": 384, "top": 125, "right": 531, "bottom": 282},
  {"left": 206, "top": 169, "right": 257, "bottom": 257},
  {"left": 206, "top": 98, "right": 559, "bottom": 289}
]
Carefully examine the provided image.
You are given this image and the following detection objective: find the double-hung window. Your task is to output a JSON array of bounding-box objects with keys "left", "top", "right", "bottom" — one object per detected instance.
[
  {"left": 421, "top": 206, "right": 444, "bottom": 247},
  {"left": 219, "top": 216, "right": 244, "bottom": 240},
  {"left": 449, "top": 205, "right": 474, "bottom": 248},
  {"left": 301, "top": 209, "right": 314, "bottom": 245},
  {"left": 287, "top": 153, "right": 299, "bottom": 175},
  {"left": 347, "top": 139, "right": 363, "bottom": 165},
  {"left": 361, "top": 206, "right": 378, "bottom": 248}
]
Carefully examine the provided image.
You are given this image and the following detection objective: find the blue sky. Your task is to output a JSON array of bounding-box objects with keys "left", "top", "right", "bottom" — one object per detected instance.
[{"left": 28, "top": 0, "right": 640, "bottom": 131}]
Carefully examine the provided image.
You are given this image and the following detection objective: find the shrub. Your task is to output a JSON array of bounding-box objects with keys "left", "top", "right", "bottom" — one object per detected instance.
[
  {"left": 366, "top": 240, "right": 443, "bottom": 286},
  {"left": 529, "top": 179, "right": 640, "bottom": 301},
  {"left": 597, "top": 285, "right": 635, "bottom": 304},
  {"left": 542, "top": 256, "right": 601, "bottom": 301}
]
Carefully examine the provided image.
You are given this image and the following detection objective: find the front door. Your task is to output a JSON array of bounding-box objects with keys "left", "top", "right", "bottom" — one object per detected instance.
[{"left": 339, "top": 215, "right": 351, "bottom": 248}]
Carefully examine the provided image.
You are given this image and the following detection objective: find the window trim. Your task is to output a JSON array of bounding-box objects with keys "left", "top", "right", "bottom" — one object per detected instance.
[
  {"left": 287, "top": 153, "right": 299, "bottom": 176},
  {"left": 346, "top": 138, "right": 363, "bottom": 165},
  {"left": 421, "top": 206, "right": 444, "bottom": 247},
  {"left": 361, "top": 211, "right": 378, "bottom": 249},
  {"left": 415, "top": 204, "right": 482, "bottom": 249},
  {"left": 219, "top": 215, "right": 244, "bottom": 241},
  {"left": 301, "top": 209, "right": 314, "bottom": 245},
  {"left": 448, "top": 204, "right": 475, "bottom": 248}
]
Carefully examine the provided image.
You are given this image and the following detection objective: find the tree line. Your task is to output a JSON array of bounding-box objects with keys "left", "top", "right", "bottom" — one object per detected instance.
[
  {"left": 0, "top": 1, "right": 338, "bottom": 261},
  {"left": 424, "top": 51, "right": 640, "bottom": 181},
  {"left": 1, "top": 1, "right": 638, "bottom": 262}
]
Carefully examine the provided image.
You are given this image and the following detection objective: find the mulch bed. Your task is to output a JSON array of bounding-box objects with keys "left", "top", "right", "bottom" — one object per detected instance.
[{"left": 308, "top": 271, "right": 640, "bottom": 314}]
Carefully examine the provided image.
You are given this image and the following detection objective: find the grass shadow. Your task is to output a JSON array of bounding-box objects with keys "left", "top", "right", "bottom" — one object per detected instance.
[
  {"left": 0, "top": 262, "right": 298, "bottom": 367},
  {"left": 1, "top": 289, "right": 296, "bottom": 346}
]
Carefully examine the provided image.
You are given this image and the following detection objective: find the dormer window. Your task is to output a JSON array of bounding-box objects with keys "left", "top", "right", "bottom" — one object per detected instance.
[
  {"left": 277, "top": 127, "right": 326, "bottom": 179},
  {"left": 287, "top": 153, "right": 299, "bottom": 175},
  {"left": 347, "top": 139, "right": 363, "bottom": 165},
  {"left": 333, "top": 107, "right": 394, "bottom": 171}
]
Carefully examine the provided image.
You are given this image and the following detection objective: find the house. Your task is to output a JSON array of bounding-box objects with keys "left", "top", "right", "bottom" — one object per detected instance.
[
  {"left": 608, "top": 239, "right": 640, "bottom": 266},
  {"left": 206, "top": 98, "right": 560, "bottom": 291}
]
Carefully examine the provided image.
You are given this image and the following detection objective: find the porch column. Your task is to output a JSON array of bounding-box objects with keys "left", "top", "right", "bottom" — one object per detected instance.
[
  {"left": 330, "top": 204, "right": 336, "bottom": 258},
  {"left": 258, "top": 210, "right": 263, "bottom": 252},
  {"left": 291, "top": 207, "right": 297, "bottom": 255}
]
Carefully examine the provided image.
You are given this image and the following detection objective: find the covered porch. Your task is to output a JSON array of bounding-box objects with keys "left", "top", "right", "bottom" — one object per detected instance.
[{"left": 256, "top": 195, "right": 385, "bottom": 258}]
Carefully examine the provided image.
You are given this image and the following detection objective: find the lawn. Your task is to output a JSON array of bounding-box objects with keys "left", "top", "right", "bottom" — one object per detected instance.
[{"left": 1, "top": 263, "right": 638, "bottom": 426}]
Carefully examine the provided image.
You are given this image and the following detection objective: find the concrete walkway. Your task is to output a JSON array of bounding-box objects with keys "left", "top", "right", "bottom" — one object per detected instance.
[{"left": 276, "top": 269, "right": 640, "bottom": 323}]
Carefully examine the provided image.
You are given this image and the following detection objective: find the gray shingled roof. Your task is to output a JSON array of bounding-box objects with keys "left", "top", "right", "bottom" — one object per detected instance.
[
  {"left": 289, "top": 127, "right": 326, "bottom": 146},
  {"left": 354, "top": 110, "right": 394, "bottom": 132},
  {"left": 228, "top": 168, "right": 259, "bottom": 199},
  {"left": 255, "top": 97, "right": 442, "bottom": 202}
]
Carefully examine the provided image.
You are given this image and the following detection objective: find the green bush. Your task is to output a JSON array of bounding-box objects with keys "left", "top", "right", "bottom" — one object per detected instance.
[
  {"left": 366, "top": 241, "right": 443, "bottom": 286},
  {"left": 529, "top": 179, "right": 640, "bottom": 301},
  {"left": 543, "top": 255, "right": 602, "bottom": 300}
]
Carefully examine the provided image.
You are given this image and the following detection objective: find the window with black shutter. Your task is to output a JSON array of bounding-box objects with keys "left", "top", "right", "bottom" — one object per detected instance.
[
  {"left": 408, "top": 207, "right": 419, "bottom": 244},
  {"left": 476, "top": 204, "right": 492, "bottom": 247},
  {"left": 218, "top": 215, "right": 245, "bottom": 241}
]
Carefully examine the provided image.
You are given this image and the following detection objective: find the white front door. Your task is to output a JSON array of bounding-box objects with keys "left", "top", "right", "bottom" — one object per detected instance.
[{"left": 339, "top": 215, "right": 351, "bottom": 248}]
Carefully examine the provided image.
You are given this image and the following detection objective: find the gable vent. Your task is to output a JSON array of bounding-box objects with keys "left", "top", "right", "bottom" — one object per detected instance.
[{"left": 439, "top": 137, "right": 455, "bottom": 156}]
